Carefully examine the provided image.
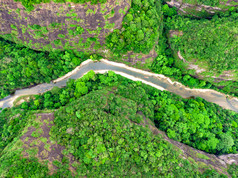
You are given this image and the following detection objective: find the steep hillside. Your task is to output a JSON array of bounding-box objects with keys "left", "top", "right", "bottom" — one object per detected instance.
[
  {"left": 13, "top": 0, "right": 107, "bottom": 10},
  {"left": 0, "top": 0, "right": 130, "bottom": 52},
  {"left": 0, "top": 88, "right": 233, "bottom": 177}
]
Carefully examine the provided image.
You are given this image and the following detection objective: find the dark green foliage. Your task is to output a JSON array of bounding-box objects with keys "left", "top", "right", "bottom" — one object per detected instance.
[
  {"left": 150, "top": 9, "right": 238, "bottom": 97},
  {"left": 162, "top": 4, "right": 177, "bottom": 17},
  {"left": 106, "top": 0, "right": 163, "bottom": 54},
  {"left": 154, "top": 91, "right": 238, "bottom": 154},
  {"left": 149, "top": 54, "right": 238, "bottom": 97},
  {"left": 0, "top": 38, "right": 88, "bottom": 99},
  {"left": 49, "top": 89, "right": 203, "bottom": 176}
]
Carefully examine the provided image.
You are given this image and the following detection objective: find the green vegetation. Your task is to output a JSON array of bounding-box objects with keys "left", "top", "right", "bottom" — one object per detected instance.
[
  {"left": 149, "top": 52, "right": 238, "bottom": 97},
  {"left": 0, "top": 0, "right": 238, "bottom": 176},
  {"left": 106, "top": 0, "right": 163, "bottom": 54},
  {"left": 228, "top": 163, "right": 238, "bottom": 178},
  {"left": 172, "top": 0, "right": 238, "bottom": 18},
  {"left": 0, "top": 38, "right": 89, "bottom": 99},
  {"left": 1, "top": 0, "right": 129, "bottom": 53},
  {"left": 0, "top": 71, "right": 231, "bottom": 177},
  {"left": 3, "top": 71, "right": 237, "bottom": 156},
  {"left": 148, "top": 6, "right": 238, "bottom": 97},
  {"left": 167, "top": 14, "right": 238, "bottom": 74}
]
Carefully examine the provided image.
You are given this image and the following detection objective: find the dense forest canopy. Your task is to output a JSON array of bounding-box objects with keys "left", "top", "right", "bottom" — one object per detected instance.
[
  {"left": 158, "top": 9, "right": 238, "bottom": 96},
  {"left": 1, "top": 71, "right": 237, "bottom": 155}
]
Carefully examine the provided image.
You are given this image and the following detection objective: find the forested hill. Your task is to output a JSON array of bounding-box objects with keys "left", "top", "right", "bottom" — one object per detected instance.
[{"left": 1, "top": 71, "right": 238, "bottom": 177}]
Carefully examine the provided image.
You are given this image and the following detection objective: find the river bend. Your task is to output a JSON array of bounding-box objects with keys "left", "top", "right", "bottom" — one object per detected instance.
[{"left": 0, "top": 59, "right": 238, "bottom": 113}]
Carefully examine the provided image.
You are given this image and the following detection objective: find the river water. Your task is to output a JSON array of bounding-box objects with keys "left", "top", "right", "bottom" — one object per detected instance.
[{"left": 0, "top": 59, "right": 238, "bottom": 113}]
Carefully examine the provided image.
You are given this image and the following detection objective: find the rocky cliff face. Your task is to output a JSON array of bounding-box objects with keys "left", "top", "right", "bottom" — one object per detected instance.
[
  {"left": 0, "top": 0, "right": 130, "bottom": 52},
  {"left": 166, "top": 0, "right": 238, "bottom": 17}
]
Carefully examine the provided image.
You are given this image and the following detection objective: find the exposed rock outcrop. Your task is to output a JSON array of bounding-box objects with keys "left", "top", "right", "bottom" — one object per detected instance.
[{"left": 0, "top": 0, "right": 130, "bottom": 52}]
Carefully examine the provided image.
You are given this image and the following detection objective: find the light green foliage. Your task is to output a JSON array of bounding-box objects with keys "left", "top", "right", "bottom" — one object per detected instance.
[
  {"left": 154, "top": 9, "right": 238, "bottom": 97},
  {"left": 154, "top": 90, "right": 238, "bottom": 154},
  {"left": 136, "top": 30, "right": 144, "bottom": 41},
  {"left": 228, "top": 163, "right": 238, "bottom": 178},
  {"left": 217, "top": 133, "right": 235, "bottom": 153},
  {"left": 162, "top": 4, "right": 177, "bottom": 17},
  {"left": 74, "top": 81, "right": 88, "bottom": 97},
  {"left": 125, "top": 13, "right": 133, "bottom": 22},
  {"left": 10, "top": 24, "right": 18, "bottom": 30},
  {"left": 150, "top": 55, "right": 179, "bottom": 76},
  {"left": 49, "top": 89, "right": 219, "bottom": 176},
  {"left": 0, "top": 152, "right": 49, "bottom": 177}
]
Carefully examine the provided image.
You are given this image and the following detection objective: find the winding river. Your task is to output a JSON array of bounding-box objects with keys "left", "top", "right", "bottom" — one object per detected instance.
[{"left": 0, "top": 59, "right": 238, "bottom": 113}]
